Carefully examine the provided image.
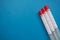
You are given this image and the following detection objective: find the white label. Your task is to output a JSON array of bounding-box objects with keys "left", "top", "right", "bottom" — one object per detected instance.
[
  {"left": 44, "top": 12, "right": 55, "bottom": 32},
  {"left": 47, "top": 9, "right": 58, "bottom": 29},
  {"left": 41, "top": 15, "right": 52, "bottom": 34}
]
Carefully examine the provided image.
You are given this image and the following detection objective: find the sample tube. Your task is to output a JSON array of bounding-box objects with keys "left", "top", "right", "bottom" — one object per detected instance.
[
  {"left": 39, "top": 9, "right": 55, "bottom": 40},
  {"left": 41, "top": 8, "right": 59, "bottom": 40},
  {"left": 44, "top": 5, "right": 60, "bottom": 39}
]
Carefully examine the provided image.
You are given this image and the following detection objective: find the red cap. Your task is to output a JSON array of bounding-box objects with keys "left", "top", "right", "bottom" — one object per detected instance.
[
  {"left": 44, "top": 5, "right": 49, "bottom": 11},
  {"left": 39, "top": 8, "right": 45, "bottom": 15},
  {"left": 41, "top": 8, "right": 45, "bottom": 14},
  {"left": 39, "top": 10, "right": 43, "bottom": 15}
]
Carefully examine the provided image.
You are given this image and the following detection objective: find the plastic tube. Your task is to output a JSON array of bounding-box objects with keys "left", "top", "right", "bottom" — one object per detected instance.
[
  {"left": 44, "top": 5, "right": 60, "bottom": 39},
  {"left": 39, "top": 9, "right": 55, "bottom": 40},
  {"left": 41, "top": 8, "right": 59, "bottom": 40}
]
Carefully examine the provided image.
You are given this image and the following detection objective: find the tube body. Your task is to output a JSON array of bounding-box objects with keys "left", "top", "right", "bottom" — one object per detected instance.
[
  {"left": 46, "top": 9, "right": 60, "bottom": 39},
  {"left": 40, "top": 14, "right": 55, "bottom": 40}
]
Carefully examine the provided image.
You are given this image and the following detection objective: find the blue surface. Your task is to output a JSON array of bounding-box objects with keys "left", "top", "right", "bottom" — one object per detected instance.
[{"left": 0, "top": 0, "right": 60, "bottom": 40}]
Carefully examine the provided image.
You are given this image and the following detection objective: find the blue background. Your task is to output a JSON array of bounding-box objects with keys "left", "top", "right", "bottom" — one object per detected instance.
[{"left": 0, "top": 0, "right": 60, "bottom": 40}]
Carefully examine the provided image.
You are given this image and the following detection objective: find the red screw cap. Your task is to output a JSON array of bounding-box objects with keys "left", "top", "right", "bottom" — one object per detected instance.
[
  {"left": 41, "top": 8, "right": 45, "bottom": 14},
  {"left": 39, "top": 10, "right": 43, "bottom": 15},
  {"left": 44, "top": 5, "right": 49, "bottom": 11},
  {"left": 39, "top": 8, "right": 45, "bottom": 15}
]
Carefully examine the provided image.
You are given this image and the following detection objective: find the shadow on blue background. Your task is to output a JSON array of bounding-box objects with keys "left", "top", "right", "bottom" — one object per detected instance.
[{"left": 0, "top": 0, "right": 60, "bottom": 40}]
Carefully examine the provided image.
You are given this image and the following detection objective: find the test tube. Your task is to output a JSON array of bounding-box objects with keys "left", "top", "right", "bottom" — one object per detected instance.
[
  {"left": 41, "top": 8, "right": 59, "bottom": 40},
  {"left": 39, "top": 9, "right": 55, "bottom": 40},
  {"left": 44, "top": 5, "right": 60, "bottom": 38}
]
